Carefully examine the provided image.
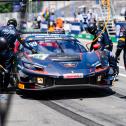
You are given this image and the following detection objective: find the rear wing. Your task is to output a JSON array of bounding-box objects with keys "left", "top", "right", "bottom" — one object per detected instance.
[
  {"left": 25, "top": 34, "right": 75, "bottom": 41},
  {"left": 20, "top": 29, "right": 65, "bottom": 35},
  {"left": 20, "top": 30, "right": 75, "bottom": 41}
]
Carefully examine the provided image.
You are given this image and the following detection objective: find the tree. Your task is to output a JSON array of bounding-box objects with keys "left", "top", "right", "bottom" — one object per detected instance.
[{"left": 0, "top": 3, "right": 13, "bottom": 13}]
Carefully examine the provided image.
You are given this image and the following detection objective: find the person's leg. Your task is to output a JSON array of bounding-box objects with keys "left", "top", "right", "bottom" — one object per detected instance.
[
  {"left": 3, "top": 51, "right": 14, "bottom": 89},
  {"left": 109, "top": 53, "right": 119, "bottom": 81},
  {"left": 123, "top": 48, "right": 126, "bottom": 70},
  {"left": 0, "top": 55, "right": 5, "bottom": 91},
  {"left": 115, "top": 41, "right": 124, "bottom": 61},
  {"left": 90, "top": 41, "right": 97, "bottom": 51}
]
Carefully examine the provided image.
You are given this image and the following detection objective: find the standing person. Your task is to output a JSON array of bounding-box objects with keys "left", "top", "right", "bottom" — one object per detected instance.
[
  {"left": 86, "top": 23, "right": 113, "bottom": 51},
  {"left": 77, "top": 12, "right": 84, "bottom": 31},
  {"left": 115, "top": 28, "right": 126, "bottom": 69},
  {"left": 77, "top": 12, "right": 84, "bottom": 23},
  {"left": 87, "top": 23, "right": 118, "bottom": 79},
  {"left": 49, "top": 12, "right": 55, "bottom": 23},
  {"left": 87, "top": 12, "right": 96, "bottom": 24},
  {"left": 0, "top": 19, "right": 36, "bottom": 91},
  {"left": 48, "top": 21, "right": 55, "bottom": 33},
  {"left": 37, "top": 15, "right": 42, "bottom": 29},
  {"left": 82, "top": 12, "right": 89, "bottom": 31},
  {"left": 63, "top": 21, "right": 71, "bottom": 33},
  {"left": 56, "top": 18, "right": 64, "bottom": 29}
]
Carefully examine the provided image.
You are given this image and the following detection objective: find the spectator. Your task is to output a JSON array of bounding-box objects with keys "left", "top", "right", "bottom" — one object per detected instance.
[
  {"left": 56, "top": 18, "right": 64, "bottom": 29},
  {"left": 63, "top": 21, "right": 71, "bottom": 33},
  {"left": 87, "top": 11, "right": 96, "bottom": 24},
  {"left": 77, "top": 12, "right": 84, "bottom": 23},
  {"left": 37, "top": 15, "right": 42, "bottom": 29},
  {"left": 49, "top": 12, "right": 55, "bottom": 22},
  {"left": 48, "top": 21, "right": 55, "bottom": 32}
]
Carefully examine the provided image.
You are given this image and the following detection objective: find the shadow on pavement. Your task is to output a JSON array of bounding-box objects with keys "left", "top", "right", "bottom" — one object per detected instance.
[
  {"left": 0, "top": 93, "right": 13, "bottom": 126},
  {"left": 18, "top": 87, "right": 115, "bottom": 100}
]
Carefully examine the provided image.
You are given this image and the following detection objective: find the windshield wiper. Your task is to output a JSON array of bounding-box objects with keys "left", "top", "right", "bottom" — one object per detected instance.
[{"left": 55, "top": 41, "right": 64, "bottom": 53}]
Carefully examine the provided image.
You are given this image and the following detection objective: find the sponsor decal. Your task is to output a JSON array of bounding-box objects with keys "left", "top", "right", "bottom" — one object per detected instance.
[
  {"left": 37, "top": 77, "right": 44, "bottom": 84},
  {"left": 64, "top": 63, "right": 77, "bottom": 68},
  {"left": 63, "top": 73, "right": 83, "bottom": 79},
  {"left": 29, "top": 54, "right": 49, "bottom": 60}
]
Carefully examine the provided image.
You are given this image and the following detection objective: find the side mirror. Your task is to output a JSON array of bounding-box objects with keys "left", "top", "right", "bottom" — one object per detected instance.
[{"left": 93, "top": 43, "right": 101, "bottom": 50}]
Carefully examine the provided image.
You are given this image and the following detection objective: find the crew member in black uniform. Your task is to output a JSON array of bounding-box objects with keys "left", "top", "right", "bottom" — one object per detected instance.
[
  {"left": 87, "top": 23, "right": 118, "bottom": 80},
  {"left": 0, "top": 18, "right": 36, "bottom": 91},
  {"left": 115, "top": 29, "right": 126, "bottom": 69},
  {"left": 87, "top": 23, "right": 113, "bottom": 51}
]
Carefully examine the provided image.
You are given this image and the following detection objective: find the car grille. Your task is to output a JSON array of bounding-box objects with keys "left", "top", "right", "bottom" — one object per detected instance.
[{"left": 46, "top": 76, "right": 97, "bottom": 86}]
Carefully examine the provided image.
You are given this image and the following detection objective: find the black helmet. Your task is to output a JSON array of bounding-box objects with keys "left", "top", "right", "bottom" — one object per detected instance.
[
  {"left": 7, "top": 18, "right": 17, "bottom": 27},
  {"left": 87, "top": 23, "right": 97, "bottom": 35},
  {"left": 0, "top": 37, "right": 8, "bottom": 51}
]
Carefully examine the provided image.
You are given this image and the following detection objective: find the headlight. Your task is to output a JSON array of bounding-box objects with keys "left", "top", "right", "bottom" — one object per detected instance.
[
  {"left": 33, "top": 64, "right": 44, "bottom": 71},
  {"left": 23, "top": 62, "right": 34, "bottom": 69},
  {"left": 23, "top": 62, "right": 44, "bottom": 71}
]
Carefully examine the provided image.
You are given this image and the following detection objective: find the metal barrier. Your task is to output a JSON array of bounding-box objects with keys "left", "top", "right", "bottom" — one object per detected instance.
[
  {"left": 40, "top": 21, "right": 48, "bottom": 32},
  {"left": 70, "top": 22, "right": 81, "bottom": 35}
]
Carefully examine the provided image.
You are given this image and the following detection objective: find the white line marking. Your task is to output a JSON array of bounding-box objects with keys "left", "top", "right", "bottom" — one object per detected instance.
[
  {"left": 113, "top": 43, "right": 117, "bottom": 46},
  {"left": 119, "top": 65, "right": 125, "bottom": 70},
  {"left": 119, "top": 73, "right": 126, "bottom": 77}
]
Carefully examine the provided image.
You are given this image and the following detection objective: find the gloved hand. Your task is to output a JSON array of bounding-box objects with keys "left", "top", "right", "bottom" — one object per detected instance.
[
  {"left": 115, "top": 57, "right": 120, "bottom": 63},
  {"left": 32, "top": 49, "right": 37, "bottom": 54},
  {"left": 105, "top": 45, "right": 110, "bottom": 49}
]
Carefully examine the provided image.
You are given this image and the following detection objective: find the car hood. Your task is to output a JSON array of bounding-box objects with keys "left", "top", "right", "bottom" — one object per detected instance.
[{"left": 21, "top": 51, "right": 108, "bottom": 76}]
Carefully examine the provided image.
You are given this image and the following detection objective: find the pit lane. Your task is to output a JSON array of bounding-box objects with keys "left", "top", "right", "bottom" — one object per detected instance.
[{"left": 1, "top": 43, "right": 126, "bottom": 126}]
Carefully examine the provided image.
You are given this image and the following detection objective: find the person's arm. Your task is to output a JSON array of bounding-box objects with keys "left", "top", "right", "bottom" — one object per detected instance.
[
  {"left": 115, "top": 38, "right": 125, "bottom": 58},
  {"left": 17, "top": 33, "right": 37, "bottom": 53},
  {"left": 97, "top": 33, "right": 105, "bottom": 50}
]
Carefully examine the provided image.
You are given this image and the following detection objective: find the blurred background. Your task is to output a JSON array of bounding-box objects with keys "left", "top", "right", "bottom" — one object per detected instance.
[{"left": 0, "top": 0, "right": 125, "bottom": 39}]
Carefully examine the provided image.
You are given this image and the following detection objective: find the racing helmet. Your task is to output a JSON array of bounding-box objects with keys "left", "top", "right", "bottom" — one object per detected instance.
[
  {"left": 0, "top": 37, "right": 8, "bottom": 51},
  {"left": 87, "top": 23, "right": 97, "bottom": 35},
  {"left": 7, "top": 18, "right": 17, "bottom": 27}
]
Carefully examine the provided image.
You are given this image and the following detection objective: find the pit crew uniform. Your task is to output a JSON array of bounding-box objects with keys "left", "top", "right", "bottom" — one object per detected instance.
[
  {"left": 90, "top": 29, "right": 113, "bottom": 52},
  {"left": 0, "top": 25, "right": 35, "bottom": 89},
  {"left": 115, "top": 30, "right": 126, "bottom": 69}
]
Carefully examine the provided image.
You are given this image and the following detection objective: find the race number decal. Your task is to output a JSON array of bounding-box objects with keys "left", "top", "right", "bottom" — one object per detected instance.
[{"left": 29, "top": 42, "right": 37, "bottom": 47}]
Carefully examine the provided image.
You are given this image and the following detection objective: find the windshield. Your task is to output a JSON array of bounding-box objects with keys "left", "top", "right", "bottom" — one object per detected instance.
[{"left": 23, "top": 39, "right": 86, "bottom": 55}]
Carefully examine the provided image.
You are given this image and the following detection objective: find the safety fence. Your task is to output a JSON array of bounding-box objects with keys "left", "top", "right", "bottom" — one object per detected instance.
[
  {"left": 22, "top": 20, "right": 118, "bottom": 43},
  {"left": 73, "top": 33, "right": 117, "bottom": 43}
]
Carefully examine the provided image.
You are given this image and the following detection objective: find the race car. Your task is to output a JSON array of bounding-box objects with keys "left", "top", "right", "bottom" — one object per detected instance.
[{"left": 15, "top": 34, "right": 114, "bottom": 92}]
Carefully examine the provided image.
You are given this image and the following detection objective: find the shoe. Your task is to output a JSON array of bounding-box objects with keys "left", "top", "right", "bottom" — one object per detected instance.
[{"left": 114, "top": 75, "right": 119, "bottom": 81}]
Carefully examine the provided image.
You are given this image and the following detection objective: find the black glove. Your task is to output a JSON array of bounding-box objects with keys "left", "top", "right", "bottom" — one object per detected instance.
[
  {"left": 105, "top": 45, "right": 109, "bottom": 49},
  {"left": 115, "top": 57, "right": 120, "bottom": 63},
  {"left": 32, "top": 49, "right": 37, "bottom": 54}
]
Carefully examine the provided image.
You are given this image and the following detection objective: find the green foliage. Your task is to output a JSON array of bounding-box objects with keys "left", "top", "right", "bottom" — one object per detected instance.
[{"left": 0, "top": 3, "right": 13, "bottom": 13}]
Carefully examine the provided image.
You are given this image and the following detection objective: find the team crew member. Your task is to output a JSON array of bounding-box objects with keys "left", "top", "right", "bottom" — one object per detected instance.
[
  {"left": 48, "top": 21, "right": 55, "bottom": 32},
  {"left": 115, "top": 29, "right": 126, "bottom": 69},
  {"left": 87, "top": 23, "right": 113, "bottom": 51},
  {"left": 87, "top": 23, "right": 118, "bottom": 78},
  {"left": 0, "top": 18, "right": 36, "bottom": 91},
  {"left": 56, "top": 18, "right": 64, "bottom": 29}
]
